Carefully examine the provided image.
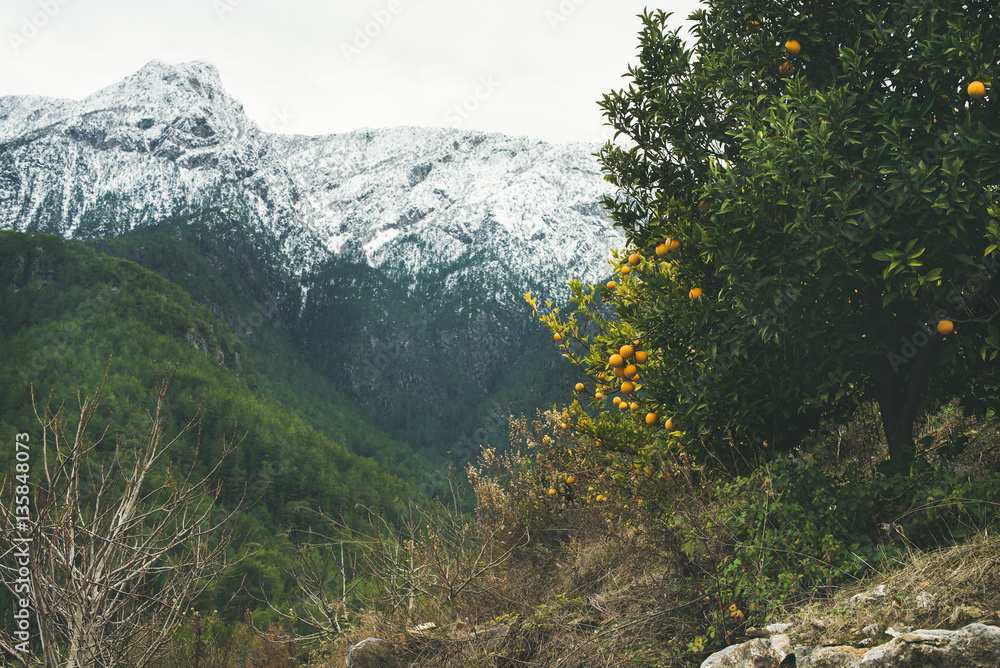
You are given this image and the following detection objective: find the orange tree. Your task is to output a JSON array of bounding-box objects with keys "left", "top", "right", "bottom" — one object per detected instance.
[{"left": 542, "top": 2, "right": 1000, "bottom": 468}]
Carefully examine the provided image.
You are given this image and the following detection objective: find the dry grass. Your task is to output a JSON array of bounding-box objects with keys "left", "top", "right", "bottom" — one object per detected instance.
[
  {"left": 785, "top": 532, "right": 1000, "bottom": 647},
  {"left": 302, "top": 406, "right": 1000, "bottom": 667}
]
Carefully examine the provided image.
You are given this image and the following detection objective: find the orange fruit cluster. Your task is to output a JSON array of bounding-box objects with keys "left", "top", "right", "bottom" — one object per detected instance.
[{"left": 656, "top": 238, "right": 681, "bottom": 256}]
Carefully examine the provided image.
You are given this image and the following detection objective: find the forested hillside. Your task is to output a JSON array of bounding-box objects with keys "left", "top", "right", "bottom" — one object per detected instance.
[
  {"left": 79, "top": 209, "right": 575, "bottom": 469},
  {"left": 0, "top": 230, "right": 417, "bottom": 620}
]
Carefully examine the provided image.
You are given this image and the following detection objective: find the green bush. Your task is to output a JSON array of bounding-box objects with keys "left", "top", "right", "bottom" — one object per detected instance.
[{"left": 684, "top": 449, "right": 1000, "bottom": 628}]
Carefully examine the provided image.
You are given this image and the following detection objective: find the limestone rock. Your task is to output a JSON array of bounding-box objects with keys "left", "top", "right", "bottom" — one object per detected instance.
[
  {"left": 345, "top": 637, "right": 394, "bottom": 668},
  {"left": 796, "top": 644, "right": 865, "bottom": 667},
  {"left": 858, "top": 623, "right": 1000, "bottom": 667},
  {"left": 700, "top": 634, "right": 793, "bottom": 667},
  {"left": 702, "top": 624, "right": 1000, "bottom": 668},
  {"left": 850, "top": 585, "right": 889, "bottom": 606},
  {"left": 862, "top": 625, "right": 881, "bottom": 638}
]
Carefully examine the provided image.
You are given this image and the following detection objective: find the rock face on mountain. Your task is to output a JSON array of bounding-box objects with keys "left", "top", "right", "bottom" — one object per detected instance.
[
  {"left": 0, "top": 59, "right": 621, "bottom": 301},
  {"left": 0, "top": 60, "right": 623, "bottom": 460}
]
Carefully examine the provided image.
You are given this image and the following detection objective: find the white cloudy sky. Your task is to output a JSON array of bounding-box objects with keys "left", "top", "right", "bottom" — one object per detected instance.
[{"left": 1, "top": 0, "right": 702, "bottom": 143}]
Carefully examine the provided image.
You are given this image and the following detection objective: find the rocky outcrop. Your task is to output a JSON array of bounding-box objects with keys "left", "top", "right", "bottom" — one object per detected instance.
[
  {"left": 700, "top": 633, "right": 794, "bottom": 666},
  {"left": 345, "top": 637, "right": 394, "bottom": 668},
  {"left": 700, "top": 623, "right": 1000, "bottom": 668}
]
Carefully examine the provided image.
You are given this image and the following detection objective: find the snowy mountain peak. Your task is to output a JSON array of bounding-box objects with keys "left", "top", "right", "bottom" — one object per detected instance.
[
  {"left": 84, "top": 60, "right": 240, "bottom": 116},
  {"left": 0, "top": 61, "right": 622, "bottom": 300}
]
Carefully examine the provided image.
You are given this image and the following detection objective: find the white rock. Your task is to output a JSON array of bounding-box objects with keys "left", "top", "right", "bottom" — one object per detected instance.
[{"left": 700, "top": 634, "right": 792, "bottom": 667}]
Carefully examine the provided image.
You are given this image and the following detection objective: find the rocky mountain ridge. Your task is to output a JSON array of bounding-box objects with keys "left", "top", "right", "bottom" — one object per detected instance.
[{"left": 0, "top": 59, "right": 622, "bottom": 303}]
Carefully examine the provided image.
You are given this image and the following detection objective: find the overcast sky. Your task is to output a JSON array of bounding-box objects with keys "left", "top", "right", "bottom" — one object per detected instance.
[{"left": 1, "top": 0, "right": 702, "bottom": 144}]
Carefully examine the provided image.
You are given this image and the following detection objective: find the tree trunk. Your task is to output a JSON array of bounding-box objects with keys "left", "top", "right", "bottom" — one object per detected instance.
[{"left": 875, "top": 326, "right": 938, "bottom": 467}]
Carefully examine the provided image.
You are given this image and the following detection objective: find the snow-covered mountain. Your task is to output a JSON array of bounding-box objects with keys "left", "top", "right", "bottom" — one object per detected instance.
[{"left": 0, "top": 60, "right": 622, "bottom": 300}]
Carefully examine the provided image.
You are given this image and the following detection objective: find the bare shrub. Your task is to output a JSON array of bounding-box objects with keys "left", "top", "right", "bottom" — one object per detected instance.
[{"left": 0, "top": 367, "right": 247, "bottom": 668}]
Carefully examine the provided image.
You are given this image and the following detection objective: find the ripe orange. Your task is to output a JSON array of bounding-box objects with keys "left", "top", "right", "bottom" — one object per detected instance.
[
  {"left": 937, "top": 319, "right": 954, "bottom": 335},
  {"left": 566, "top": 476, "right": 575, "bottom": 484},
  {"left": 613, "top": 366, "right": 626, "bottom": 378},
  {"left": 607, "top": 280, "right": 617, "bottom": 289},
  {"left": 619, "top": 344, "right": 635, "bottom": 359},
  {"left": 785, "top": 40, "right": 801, "bottom": 57},
  {"left": 623, "top": 364, "right": 638, "bottom": 379},
  {"left": 656, "top": 243, "right": 669, "bottom": 257},
  {"left": 613, "top": 396, "right": 622, "bottom": 405},
  {"left": 668, "top": 239, "right": 680, "bottom": 251},
  {"left": 548, "top": 488, "right": 557, "bottom": 496},
  {"left": 689, "top": 288, "right": 703, "bottom": 300},
  {"left": 779, "top": 62, "right": 795, "bottom": 77},
  {"left": 596, "top": 494, "right": 605, "bottom": 502},
  {"left": 628, "top": 253, "right": 641, "bottom": 266},
  {"left": 553, "top": 333, "right": 562, "bottom": 342},
  {"left": 664, "top": 419, "right": 675, "bottom": 431},
  {"left": 619, "top": 402, "right": 628, "bottom": 411},
  {"left": 635, "top": 351, "right": 648, "bottom": 364},
  {"left": 645, "top": 412, "right": 658, "bottom": 425},
  {"left": 609, "top": 353, "right": 625, "bottom": 367},
  {"left": 630, "top": 402, "right": 639, "bottom": 411},
  {"left": 595, "top": 391, "right": 604, "bottom": 400},
  {"left": 621, "top": 266, "right": 632, "bottom": 275},
  {"left": 575, "top": 382, "right": 585, "bottom": 392},
  {"left": 968, "top": 81, "right": 986, "bottom": 99},
  {"left": 621, "top": 382, "right": 635, "bottom": 395}
]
